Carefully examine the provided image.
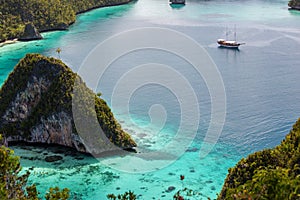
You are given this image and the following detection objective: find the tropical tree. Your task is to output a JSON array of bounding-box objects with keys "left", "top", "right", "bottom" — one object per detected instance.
[{"left": 0, "top": 135, "right": 70, "bottom": 200}]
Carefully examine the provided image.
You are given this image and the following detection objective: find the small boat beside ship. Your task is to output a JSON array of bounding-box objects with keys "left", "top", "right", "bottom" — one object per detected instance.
[
  {"left": 217, "top": 26, "right": 245, "bottom": 49},
  {"left": 169, "top": 0, "right": 185, "bottom": 5}
]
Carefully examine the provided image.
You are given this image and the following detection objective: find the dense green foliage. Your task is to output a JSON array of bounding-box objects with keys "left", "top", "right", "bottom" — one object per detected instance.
[
  {"left": 0, "top": 54, "right": 136, "bottom": 149},
  {"left": 0, "top": 0, "right": 131, "bottom": 42},
  {"left": 0, "top": 135, "right": 70, "bottom": 200},
  {"left": 45, "top": 187, "right": 70, "bottom": 200},
  {"left": 0, "top": 0, "right": 75, "bottom": 41},
  {"left": 0, "top": 136, "right": 32, "bottom": 199},
  {"left": 218, "top": 118, "right": 300, "bottom": 200},
  {"left": 107, "top": 190, "right": 137, "bottom": 200},
  {"left": 289, "top": 0, "right": 300, "bottom": 8},
  {"left": 63, "top": 0, "right": 130, "bottom": 14}
]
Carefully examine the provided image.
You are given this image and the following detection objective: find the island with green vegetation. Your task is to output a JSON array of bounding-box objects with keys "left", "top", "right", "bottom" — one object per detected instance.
[
  {"left": 0, "top": 54, "right": 136, "bottom": 154},
  {"left": 0, "top": 0, "right": 133, "bottom": 42},
  {"left": 218, "top": 118, "right": 300, "bottom": 200},
  {"left": 1, "top": 118, "right": 299, "bottom": 199},
  {"left": 289, "top": 0, "right": 300, "bottom": 10}
]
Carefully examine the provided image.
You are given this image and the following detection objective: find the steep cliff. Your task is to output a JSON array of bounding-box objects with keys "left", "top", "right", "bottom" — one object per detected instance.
[
  {"left": 0, "top": 54, "right": 136, "bottom": 154},
  {"left": 19, "top": 23, "right": 43, "bottom": 41},
  {"left": 218, "top": 119, "right": 300, "bottom": 200}
]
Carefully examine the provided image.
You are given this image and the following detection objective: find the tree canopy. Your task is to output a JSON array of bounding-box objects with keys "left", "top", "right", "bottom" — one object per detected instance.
[
  {"left": 0, "top": 135, "right": 70, "bottom": 200},
  {"left": 218, "top": 118, "right": 300, "bottom": 200},
  {"left": 0, "top": 0, "right": 131, "bottom": 42}
]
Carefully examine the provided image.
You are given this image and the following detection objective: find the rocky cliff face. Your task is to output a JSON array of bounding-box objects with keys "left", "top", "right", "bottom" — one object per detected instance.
[
  {"left": 0, "top": 54, "right": 136, "bottom": 154},
  {"left": 19, "top": 24, "right": 43, "bottom": 41}
]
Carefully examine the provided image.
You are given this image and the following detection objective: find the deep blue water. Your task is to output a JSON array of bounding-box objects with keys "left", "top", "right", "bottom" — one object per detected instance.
[{"left": 2, "top": 0, "right": 300, "bottom": 199}]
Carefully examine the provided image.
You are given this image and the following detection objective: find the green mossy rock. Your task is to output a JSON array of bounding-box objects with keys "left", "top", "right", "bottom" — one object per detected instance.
[{"left": 0, "top": 54, "right": 136, "bottom": 154}]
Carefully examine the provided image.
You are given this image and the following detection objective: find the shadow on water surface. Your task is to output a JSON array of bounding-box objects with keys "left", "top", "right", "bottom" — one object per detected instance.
[
  {"left": 217, "top": 46, "right": 240, "bottom": 51},
  {"left": 10, "top": 143, "right": 98, "bottom": 169}
]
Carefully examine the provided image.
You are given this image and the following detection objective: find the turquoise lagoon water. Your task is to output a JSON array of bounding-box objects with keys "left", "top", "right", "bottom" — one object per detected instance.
[{"left": 1, "top": 0, "right": 300, "bottom": 199}]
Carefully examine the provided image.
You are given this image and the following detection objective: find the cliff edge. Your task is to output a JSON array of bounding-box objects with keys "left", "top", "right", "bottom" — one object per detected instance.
[{"left": 0, "top": 54, "right": 136, "bottom": 154}]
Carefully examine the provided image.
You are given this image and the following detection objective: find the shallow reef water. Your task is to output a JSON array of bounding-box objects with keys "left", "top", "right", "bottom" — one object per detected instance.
[{"left": 5, "top": 0, "right": 300, "bottom": 199}]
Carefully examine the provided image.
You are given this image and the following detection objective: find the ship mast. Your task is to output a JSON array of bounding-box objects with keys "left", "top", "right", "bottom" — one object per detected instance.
[
  {"left": 234, "top": 24, "right": 237, "bottom": 41},
  {"left": 226, "top": 26, "right": 228, "bottom": 40}
]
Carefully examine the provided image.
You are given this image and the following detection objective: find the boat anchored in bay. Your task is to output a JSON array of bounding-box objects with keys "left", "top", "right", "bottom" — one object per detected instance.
[{"left": 217, "top": 26, "right": 245, "bottom": 49}]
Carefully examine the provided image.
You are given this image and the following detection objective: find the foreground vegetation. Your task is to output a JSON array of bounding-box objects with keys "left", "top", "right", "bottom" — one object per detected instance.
[
  {"left": 1, "top": 138, "right": 133, "bottom": 200},
  {"left": 0, "top": 135, "right": 70, "bottom": 200},
  {"left": 0, "top": 0, "right": 131, "bottom": 42},
  {"left": 289, "top": 0, "right": 300, "bottom": 9},
  {"left": 218, "top": 118, "right": 300, "bottom": 199}
]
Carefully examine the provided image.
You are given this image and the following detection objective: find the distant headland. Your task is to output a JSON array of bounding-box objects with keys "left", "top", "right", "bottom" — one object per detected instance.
[
  {"left": 288, "top": 0, "right": 300, "bottom": 10},
  {"left": 0, "top": 0, "right": 134, "bottom": 43}
]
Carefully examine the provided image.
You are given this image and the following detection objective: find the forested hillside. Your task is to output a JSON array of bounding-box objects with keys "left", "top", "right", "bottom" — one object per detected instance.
[
  {"left": 0, "top": 0, "right": 131, "bottom": 42},
  {"left": 289, "top": 0, "right": 300, "bottom": 9},
  {"left": 218, "top": 118, "right": 300, "bottom": 200}
]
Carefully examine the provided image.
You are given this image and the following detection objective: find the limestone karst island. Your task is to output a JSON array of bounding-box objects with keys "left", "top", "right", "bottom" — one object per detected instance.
[{"left": 0, "top": 0, "right": 300, "bottom": 199}]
